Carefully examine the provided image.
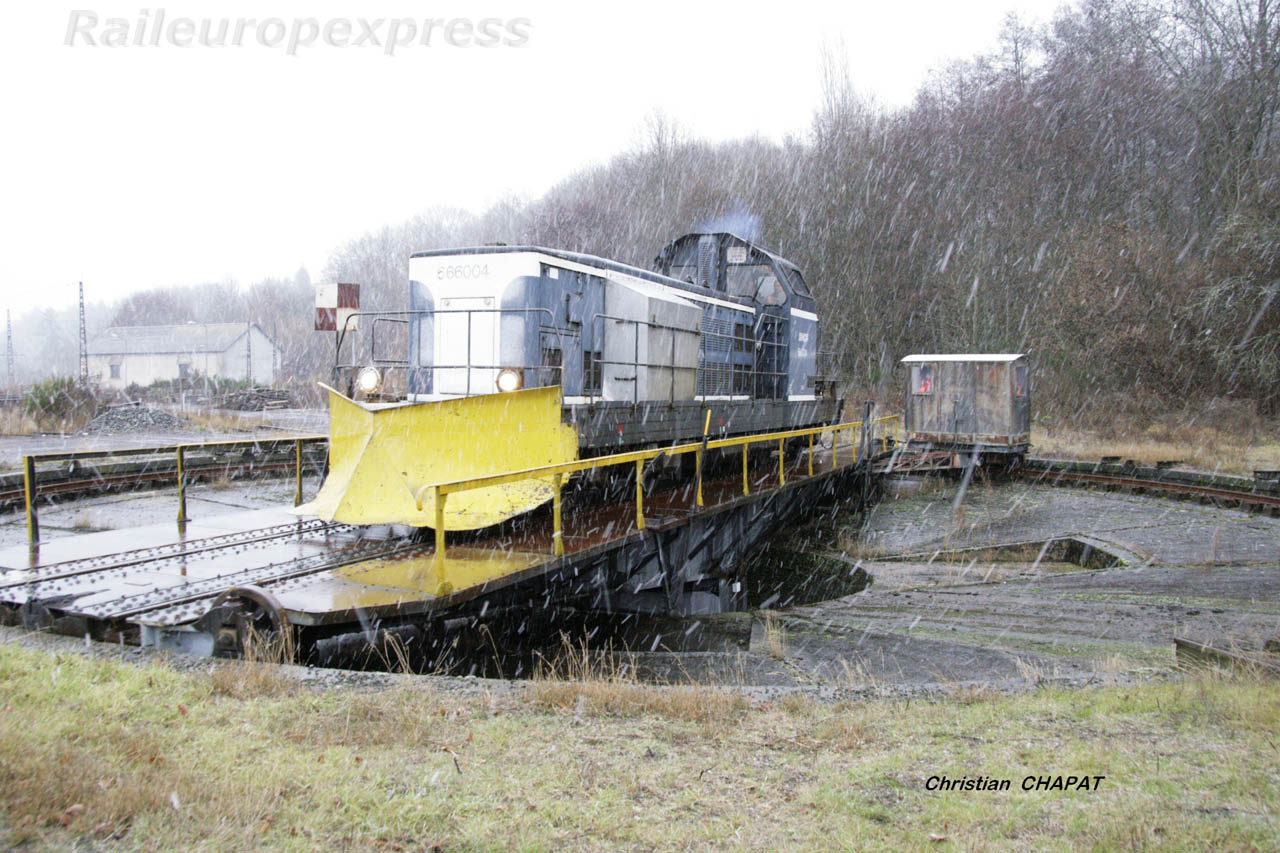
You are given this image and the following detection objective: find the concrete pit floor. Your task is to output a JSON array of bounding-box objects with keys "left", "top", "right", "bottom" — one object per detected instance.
[{"left": 730, "top": 478, "right": 1280, "bottom": 693}]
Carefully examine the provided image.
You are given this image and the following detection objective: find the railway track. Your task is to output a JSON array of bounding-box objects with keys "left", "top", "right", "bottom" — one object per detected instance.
[
  {"left": 1017, "top": 457, "right": 1280, "bottom": 513},
  {"left": 0, "top": 441, "right": 328, "bottom": 514}
]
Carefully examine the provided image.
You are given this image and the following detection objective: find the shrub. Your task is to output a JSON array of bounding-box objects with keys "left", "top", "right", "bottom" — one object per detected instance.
[{"left": 23, "top": 376, "right": 97, "bottom": 430}]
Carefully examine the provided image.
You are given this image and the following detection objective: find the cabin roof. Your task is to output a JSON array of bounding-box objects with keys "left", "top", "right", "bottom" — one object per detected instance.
[{"left": 900, "top": 353, "right": 1026, "bottom": 363}]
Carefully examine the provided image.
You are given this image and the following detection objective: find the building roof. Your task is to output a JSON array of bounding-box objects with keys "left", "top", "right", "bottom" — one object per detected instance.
[
  {"left": 900, "top": 353, "right": 1026, "bottom": 363},
  {"left": 87, "top": 323, "right": 268, "bottom": 356}
]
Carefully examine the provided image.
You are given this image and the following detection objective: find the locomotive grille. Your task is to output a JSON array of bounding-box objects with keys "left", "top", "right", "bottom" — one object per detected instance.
[
  {"left": 697, "top": 315, "right": 738, "bottom": 395},
  {"left": 701, "top": 316, "right": 732, "bottom": 352},
  {"left": 697, "top": 361, "right": 733, "bottom": 396}
]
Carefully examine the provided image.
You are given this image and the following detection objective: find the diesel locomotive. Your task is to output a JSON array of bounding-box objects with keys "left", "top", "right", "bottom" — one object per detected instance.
[{"left": 299, "top": 230, "right": 841, "bottom": 531}]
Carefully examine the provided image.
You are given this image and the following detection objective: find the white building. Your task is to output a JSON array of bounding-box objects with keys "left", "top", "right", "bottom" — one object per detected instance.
[{"left": 88, "top": 323, "right": 279, "bottom": 390}]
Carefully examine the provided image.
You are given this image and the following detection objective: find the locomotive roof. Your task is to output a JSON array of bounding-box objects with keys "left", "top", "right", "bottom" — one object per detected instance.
[
  {"left": 900, "top": 354, "right": 1026, "bottom": 363},
  {"left": 653, "top": 231, "right": 803, "bottom": 272},
  {"left": 409, "top": 233, "right": 803, "bottom": 302},
  {"left": 409, "top": 243, "right": 708, "bottom": 297}
]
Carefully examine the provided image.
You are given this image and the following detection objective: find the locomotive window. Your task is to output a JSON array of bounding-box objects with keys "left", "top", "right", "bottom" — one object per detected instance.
[
  {"left": 726, "top": 263, "right": 777, "bottom": 299},
  {"left": 783, "top": 268, "right": 811, "bottom": 297},
  {"left": 539, "top": 347, "right": 562, "bottom": 387},
  {"left": 669, "top": 264, "right": 699, "bottom": 285},
  {"left": 754, "top": 275, "right": 787, "bottom": 305},
  {"left": 1014, "top": 365, "right": 1028, "bottom": 397},
  {"left": 583, "top": 350, "right": 602, "bottom": 395},
  {"left": 912, "top": 364, "right": 934, "bottom": 395}
]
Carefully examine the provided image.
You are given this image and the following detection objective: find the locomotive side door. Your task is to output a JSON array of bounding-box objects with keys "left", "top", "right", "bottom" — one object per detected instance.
[{"left": 753, "top": 309, "right": 788, "bottom": 399}]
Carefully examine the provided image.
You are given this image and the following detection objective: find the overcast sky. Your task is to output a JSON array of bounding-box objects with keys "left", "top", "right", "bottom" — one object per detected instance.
[{"left": 1, "top": 0, "right": 1066, "bottom": 318}]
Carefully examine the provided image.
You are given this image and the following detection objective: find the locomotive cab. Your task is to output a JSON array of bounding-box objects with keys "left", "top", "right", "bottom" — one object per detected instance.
[{"left": 651, "top": 232, "right": 821, "bottom": 401}]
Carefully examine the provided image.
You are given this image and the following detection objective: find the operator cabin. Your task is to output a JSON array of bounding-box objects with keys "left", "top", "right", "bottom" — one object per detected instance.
[{"left": 87, "top": 322, "right": 279, "bottom": 390}]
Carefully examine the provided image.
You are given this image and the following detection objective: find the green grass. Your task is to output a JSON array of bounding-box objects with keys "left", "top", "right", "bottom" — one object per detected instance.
[{"left": 0, "top": 643, "right": 1277, "bottom": 850}]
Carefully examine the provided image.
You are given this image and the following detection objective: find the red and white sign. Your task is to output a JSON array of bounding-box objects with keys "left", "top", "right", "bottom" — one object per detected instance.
[{"left": 315, "top": 283, "right": 360, "bottom": 332}]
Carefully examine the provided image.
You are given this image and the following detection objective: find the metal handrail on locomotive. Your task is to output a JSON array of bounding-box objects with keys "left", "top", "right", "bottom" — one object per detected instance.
[{"left": 302, "top": 231, "right": 841, "bottom": 531}]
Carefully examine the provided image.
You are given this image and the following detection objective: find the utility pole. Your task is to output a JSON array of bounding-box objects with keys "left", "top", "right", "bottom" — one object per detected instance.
[
  {"left": 245, "top": 321, "right": 253, "bottom": 384},
  {"left": 77, "top": 282, "right": 88, "bottom": 386},
  {"left": 5, "top": 310, "right": 13, "bottom": 389}
]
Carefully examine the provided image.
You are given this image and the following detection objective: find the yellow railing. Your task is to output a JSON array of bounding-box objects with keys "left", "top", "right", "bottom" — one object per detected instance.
[
  {"left": 21, "top": 436, "right": 326, "bottom": 546},
  {"left": 879, "top": 414, "right": 901, "bottom": 454},
  {"left": 417, "top": 415, "right": 901, "bottom": 566}
]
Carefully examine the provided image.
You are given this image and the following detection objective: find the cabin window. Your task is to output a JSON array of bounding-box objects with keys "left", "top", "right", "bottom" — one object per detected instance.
[
  {"left": 912, "top": 364, "right": 934, "bottom": 395},
  {"left": 109, "top": 364, "right": 121, "bottom": 379},
  {"left": 733, "top": 322, "right": 751, "bottom": 352},
  {"left": 1014, "top": 365, "right": 1028, "bottom": 397},
  {"left": 583, "top": 350, "right": 602, "bottom": 395},
  {"left": 178, "top": 363, "right": 190, "bottom": 380}
]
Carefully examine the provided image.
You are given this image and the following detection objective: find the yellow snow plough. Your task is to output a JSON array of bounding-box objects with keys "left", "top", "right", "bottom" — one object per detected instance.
[{"left": 296, "top": 384, "right": 578, "bottom": 531}]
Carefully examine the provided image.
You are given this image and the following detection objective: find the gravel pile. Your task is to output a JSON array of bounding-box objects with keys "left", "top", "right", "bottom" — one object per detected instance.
[
  {"left": 85, "top": 405, "right": 193, "bottom": 434},
  {"left": 222, "top": 387, "right": 292, "bottom": 411}
]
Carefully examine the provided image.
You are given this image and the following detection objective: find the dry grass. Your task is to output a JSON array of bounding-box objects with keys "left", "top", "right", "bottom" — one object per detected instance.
[
  {"left": 761, "top": 611, "right": 788, "bottom": 660},
  {"left": 528, "top": 634, "right": 751, "bottom": 726},
  {"left": 1093, "top": 653, "right": 1144, "bottom": 674},
  {"left": 835, "top": 534, "right": 893, "bottom": 560},
  {"left": 530, "top": 679, "right": 751, "bottom": 727},
  {"left": 836, "top": 657, "right": 880, "bottom": 688},
  {"left": 183, "top": 410, "right": 270, "bottom": 432},
  {"left": 208, "top": 626, "right": 298, "bottom": 699},
  {"left": 809, "top": 710, "right": 876, "bottom": 750},
  {"left": 208, "top": 658, "right": 297, "bottom": 699},
  {"left": 945, "top": 683, "right": 1004, "bottom": 704},
  {"left": 1, "top": 643, "right": 1279, "bottom": 849},
  {"left": 1013, "top": 656, "right": 1052, "bottom": 686},
  {"left": 1034, "top": 423, "right": 1280, "bottom": 476},
  {"left": 0, "top": 407, "right": 36, "bottom": 436}
]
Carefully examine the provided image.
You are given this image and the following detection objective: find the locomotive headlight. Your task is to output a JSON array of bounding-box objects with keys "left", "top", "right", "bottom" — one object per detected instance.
[
  {"left": 356, "top": 366, "right": 382, "bottom": 395},
  {"left": 496, "top": 368, "right": 523, "bottom": 393}
]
